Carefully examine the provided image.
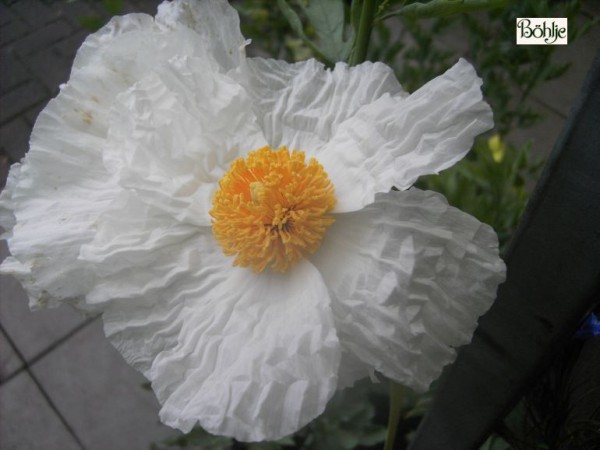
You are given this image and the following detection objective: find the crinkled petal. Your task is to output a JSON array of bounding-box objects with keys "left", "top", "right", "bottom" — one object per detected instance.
[
  {"left": 0, "top": 163, "right": 21, "bottom": 233},
  {"left": 104, "top": 56, "right": 266, "bottom": 227},
  {"left": 311, "top": 189, "right": 505, "bottom": 391},
  {"left": 0, "top": 1, "right": 250, "bottom": 305},
  {"left": 79, "top": 194, "right": 340, "bottom": 440},
  {"left": 156, "top": 0, "right": 246, "bottom": 71},
  {"left": 236, "top": 58, "right": 406, "bottom": 152},
  {"left": 0, "top": 67, "right": 122, "bottom": 306},
  {"left": 78, "top": 190, "right": 200, "bottom": 291},
  {"left": 152, "top": 261, "right": 340, "bottom": 441},
  {"left": 318, "top": 59, "right": 493, "bottom": 212}
]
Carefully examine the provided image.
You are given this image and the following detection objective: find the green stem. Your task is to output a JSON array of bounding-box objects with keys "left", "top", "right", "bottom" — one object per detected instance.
[
  {"left": 349, "top": 0, "right": 378, "bottom": 66},
  {"left": 379, "top": 0, "right": 509, "bottom": 21},
  {"left": 384, "top": 381, "right": 405, "bottom": 450}
]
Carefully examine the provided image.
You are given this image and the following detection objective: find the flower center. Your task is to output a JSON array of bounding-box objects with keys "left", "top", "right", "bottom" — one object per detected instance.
[{"left": 210, "top": 146, "right": 336, "bottom": 272}]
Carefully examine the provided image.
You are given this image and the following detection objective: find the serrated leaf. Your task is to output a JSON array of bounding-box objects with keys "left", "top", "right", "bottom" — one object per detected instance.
[
  {"left": 277, "top": 0, "right": 330, "bottom": 62},
  {"left": 277, "top": 0, "right": 311, "bottom": 42},
  {"left": 278, "top": 0, "right": 353, "bottom": 63}
]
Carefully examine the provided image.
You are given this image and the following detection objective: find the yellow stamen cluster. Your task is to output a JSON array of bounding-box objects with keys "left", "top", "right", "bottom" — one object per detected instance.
[{"left": 210, "top": 146, "right": 336, "bottom": 272}]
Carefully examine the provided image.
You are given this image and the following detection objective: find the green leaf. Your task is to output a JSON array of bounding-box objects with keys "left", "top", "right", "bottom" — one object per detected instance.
[
  {"left": 277, "top": 0, "right": 331, "bottom": 63},
  {"left": 297, "top": 0, "right": 354, "bottom": 62},
  {"left": 277, "top": 0, "right": 354, "bottom": 64}
]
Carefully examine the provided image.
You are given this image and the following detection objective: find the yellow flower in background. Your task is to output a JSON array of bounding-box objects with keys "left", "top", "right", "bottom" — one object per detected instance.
[
  {"left": 489, "top": 133, "right": 506, "bottom": 163},
  {"left": 0, "top": 0, "right": 505, "bottom": 442}
]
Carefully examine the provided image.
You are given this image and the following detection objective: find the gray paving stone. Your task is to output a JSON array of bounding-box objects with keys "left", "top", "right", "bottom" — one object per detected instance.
[
  {"left": 0, "top": 49, "right": 30, "bottom": 94},
  {"left": 0, "top": 327, "right": 24, "bottom": 382},
  {"left": 9, "top": 18, "right": 74, "bottom": 56},
  {"left": 0, "top": 80, "right": 48, "bottom": 124},
  {"left": 57, "top": 1, "right": 103, "bottom": 30},
  {"left": 0, "top": 17, "right": 30, "bottom": 48},
  {"left": 0, "top": 150, "right": 10, "bottom": 189},
  {"left": 0, "top": 116, "right": 31, "bottom": 162},
  {"left": 31, "top": 320, "right": 180, "bottom": 450},
  {"left": 8, "top": 0, "right": 62, "bottom": 28},
  {"left": 54, "top": 29, "right": 88, "bottom": 60},
  {"left": 24, "top": 99, "right": 49, "bottom": 127},
  {"left": 0, "top": 242, "right": 89, "bottom": 363},
  {"left": 0, "top": 3, "right": 14, "bottom": 27},
  {"left": 26, "top": 47, "right": 72, "bottom": 92},
  {"left": 0, "top": 370, "right": 82, "bottom": 450}
]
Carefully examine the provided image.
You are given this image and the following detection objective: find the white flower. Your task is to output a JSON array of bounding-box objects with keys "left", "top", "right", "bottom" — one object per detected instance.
[{"left": 0, "top": 0, "right": 505, "bottom": 442}]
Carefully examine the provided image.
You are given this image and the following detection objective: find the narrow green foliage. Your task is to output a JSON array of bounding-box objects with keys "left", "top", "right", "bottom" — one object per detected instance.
[{"left": 459, "top": 0, "right": 587, "bottom": 134}]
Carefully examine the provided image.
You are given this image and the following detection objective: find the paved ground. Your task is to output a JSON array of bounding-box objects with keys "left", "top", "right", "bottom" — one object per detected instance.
[{"left": 0, "top": 1, "right": 598, "bottom": 449}]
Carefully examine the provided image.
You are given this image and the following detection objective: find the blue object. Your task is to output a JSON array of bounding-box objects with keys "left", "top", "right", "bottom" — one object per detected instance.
[{"left": 575, "top": 312, "right": 600, "bottom": 339}]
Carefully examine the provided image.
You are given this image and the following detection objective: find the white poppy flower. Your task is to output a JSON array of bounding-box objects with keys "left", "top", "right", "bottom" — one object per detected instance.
[{"left": 0, "top": 0, "right": 505, "bottom": 442}]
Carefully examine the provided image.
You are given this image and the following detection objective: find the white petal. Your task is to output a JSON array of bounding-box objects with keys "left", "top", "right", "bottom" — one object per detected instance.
[
  {"left": 99, "top": 250, "right": 339, "bottom": 440},
  {"left": 0, "top": 4, "right": 237, "bottom": 305},
  {"left": 311, "top": 189, "right": 505, "bottom": 391},
  {"left": 79, "top": 190, "right": 340, "bottom": 440},
  {"left": 104, "top": 56, "right": 266, "bottom": 227},
  {"left": 319, "top": 59, "right": 494, "bottom": 212},
  {"left": 79, "top": 190, "right": 199, "bottom": 287},
  {"left": 236, "top": 58, "right": 406, "bottom": 152},
  {"left": 0, "top": 90, "right": 118, "bottom": 305},
  {"left": 0, "top": 162, "right": 21, "bottom": 233},
  {"left": 156, "top": 0, "right": 246, "bottom": 71}
]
